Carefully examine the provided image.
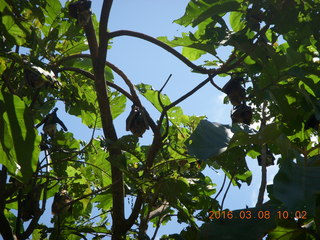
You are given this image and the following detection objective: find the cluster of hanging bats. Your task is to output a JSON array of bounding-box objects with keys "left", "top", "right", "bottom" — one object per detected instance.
[{"left": 222, "top": 77, "right": 275, "bottom": 167}]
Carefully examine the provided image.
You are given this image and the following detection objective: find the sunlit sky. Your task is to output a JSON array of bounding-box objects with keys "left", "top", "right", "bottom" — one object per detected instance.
[{"left": 53, "top": 0, "right": 279, "bottom": 238}]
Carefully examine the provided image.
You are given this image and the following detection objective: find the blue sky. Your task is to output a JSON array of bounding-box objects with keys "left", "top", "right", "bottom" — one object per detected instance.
[{"left": 53, "top": 0, "right": 279, "bottom": 238}]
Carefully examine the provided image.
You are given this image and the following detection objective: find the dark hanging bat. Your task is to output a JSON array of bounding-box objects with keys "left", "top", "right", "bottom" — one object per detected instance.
[
  {"left": 21, "top": 185, "right": 42, "bottom": 221},
  {"left": 126, "top": 105, "right": 149, "bottom": 137},
  {"left": 51, "top": 189, "right": 72, "bottom": 215},
  {"left": 35, "top": 108, "right": 68, "bottom": 138},
  {"left": 24, "top": 68, "right": 46, "bottom": 88},
  {"left": 24, "top": 65, "right": 61, "bottom": 89},
  {"left": 222, "top": 77, "right": 246, "bottom": 106},
  {"left": 68, "top": 0, "right": 92, "bottom": 26},
  {"left": 257, "top": 148, "right": 275, "bottom": 167},
  {"left": 231, "top": 104, "right": 253, "bottom": 125}
]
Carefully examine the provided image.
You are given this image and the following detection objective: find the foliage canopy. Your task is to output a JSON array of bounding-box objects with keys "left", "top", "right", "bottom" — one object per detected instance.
[{"left": 1, "top": 0, "right": 320, "bottom": 239}]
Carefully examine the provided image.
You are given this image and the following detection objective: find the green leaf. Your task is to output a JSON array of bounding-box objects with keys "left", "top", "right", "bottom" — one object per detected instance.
[
  {"left": 186, "top": 120, "right": 233, "bottom": 160},
  {"left": 86, "top": 140, "right": 111, "bottom": 186},
  {"left": 1, "top": 15, "right": 27, "bottom": 45},
  {"left": 272, "top": 158, "right": 320, "bottom": 214},
  {"left": 110, "top": 92, "right": 126, "bottom": 119},
  {"left": 182, "top": 47, "right": 206, "bottom": 61},
  {"left": 156, "top": 176, "right": 189, "bottom": 204},
  {"left": 212, "top": 147, "right": 252, "bottom": 185},
  {"left": 136, "top": 83, "right": 169, "bottom": 111},
  {"left": 193, "top": 1, "right": 240, "bottom": 26},
  {"left": 0, "top": 91, "right": 40, "bottom": 183},
  {"left": 92, "top": 192, "right": 113, "bottom": 211},
  {"left": 267, "top": 224, "right": 309, "bottom": 240},
  {"left": 174, "top": 0, "right": 211, "bottom": 27},
  {"left": 230, "top": 11, "right": 245, "bottom": 32},
  {"left": 175, "top": 0, "right": 240, "bottom": 27},
  {"left": 44, "top": 0, "right": 62, "bottom": 25},
  {"left": 158, "top": 30, "right": 217, "bottom": 60},
  {"left": 136, "top": 83, "right": 187, "bottom": 126},
  {"left": 230, "top": 123, "right": 282, "bottom": 147}
]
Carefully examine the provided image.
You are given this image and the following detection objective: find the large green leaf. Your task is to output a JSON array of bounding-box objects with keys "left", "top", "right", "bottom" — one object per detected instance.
[
  {"left": 229, "top": 123, "right": 282, "bottom": 147},
  {"left": 136, "top": 83, "right": 170, "bottom": 111},
  {"left": 156, "top": 176, "right": 189, "bottom": 205},
  {"left": 186, "top": 120, "right": 233, "bottom": 160},
  {"left": 211, "top": 146, "right": 252, "bottom": 185},
  {"left": 110, "top": 92, "right": 126, "bottom": 119},
  {"left": 272, "top": 158, "right": 320, "bottom": 214},
  {"left": 86, "top": 140, "right": 112, "bottom": 187},
  {"left": 230, "top": 11, "right": 245, "bottom": 32},
  {"left": 1, "top": 15, "right": 27, "bottom": 45},
  {"left": 174, "top": 0, "right": 212, "bottom": 27},
  {"left": 175, "top": 0, "right": 239, "bottom": 27},
  {"left": 0, "top": 91, "right": 40, "bottom": 183},
  {"left": 267, "top": 221, "right": 311, "bottom": 240},
  {"left": 43, "top": 0, "right": 62, "bottom": 25},
  {"left": 193, "top": 0, "right": 240, "bottom": 26},
  {"left": 158, "top": 33, "right": 216, "bottom": 60}
]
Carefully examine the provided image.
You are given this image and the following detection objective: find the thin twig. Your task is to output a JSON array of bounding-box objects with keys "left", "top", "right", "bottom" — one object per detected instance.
[
  {"left": 159, "top": 74, "right": 172, "bottom": 93},
  {"left": 165, "top": 74, "right": 213, "bottom": 110},
  {"left": 256, "top": 102, "right": 267, "bottom": 207},
  {"left": 62, "top": 182, "right": 118, "bottom": 209},
  {"left": 220, "top": 175, "right": 234, "bottom": 210},
  {"left": 157, "top": 74, "right": 172, "bottom": 138},
  {"left": 150, "top": 202, "right": 169, "bottom": 240},
  {"left": 209, "top": 78, "right": 223, "bottom": 91},
  {"left": 214, "top": 173, "right": 227, "bottom": 200}
]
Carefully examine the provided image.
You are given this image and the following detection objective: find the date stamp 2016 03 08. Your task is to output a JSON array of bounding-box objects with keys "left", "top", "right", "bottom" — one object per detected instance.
[{"left": 208, "top": 210, "right": 308, "bottom": 220}]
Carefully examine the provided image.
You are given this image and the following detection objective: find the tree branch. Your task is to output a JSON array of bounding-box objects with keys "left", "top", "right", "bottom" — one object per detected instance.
[
  {"left": 58, "top": 67, "right": 134, "bottom": 101},
  {"left": 124, "top": 193, "right": 143, "bottom": 232},
  {"left": 99, "top": 0, "right": 113, "bottom": 61},
  {"left": 220, "top": 175, "right": 234, "bottom": 210},
  {"left": 84, "top": 1, "right": 126, "bottom": 237},
  {"left": 256, "top": 102, "right": 268, "bottom": 207},
  {"left": 165, "top": 74, "right": 213, "bottom": 111},
  {"left": 55, "top": 54, "right": 158, "bottom": 133},
  {"left": 109, "top": 30, "right": 214, "bottom": 74},
  {"left": 0, "top": 166, "right": 15, "bottom": 240},
  {"left": 214, "top": 173, "right": 227, "bottom": 200}
]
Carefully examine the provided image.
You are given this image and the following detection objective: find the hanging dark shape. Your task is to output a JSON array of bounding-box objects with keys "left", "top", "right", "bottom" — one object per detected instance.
[
  {"left": 35, "top": 108, "right": 68, "bottom": 138},
  {"left": 231, "top": 104, "right": 253, "bottom": 125},
  {"left": 257, "top": 149, "right": 275, "bottom": 167},
  {"left": 51, "top": 189, "right": 73, "bottom": 215},
  {"left": 126, "top": 105, "right": 149, "bottom": 137},
  {"left": 68, "top": 0, "right": 92, "bottom": 26},
  {"left": 222, "top": 77, "right": 246, "bottom": 106}
]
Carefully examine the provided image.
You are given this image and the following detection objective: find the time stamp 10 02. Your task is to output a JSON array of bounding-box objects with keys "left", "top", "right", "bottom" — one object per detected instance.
[{"left": 208, "top": 210, "right": 308, "bottom": 220}]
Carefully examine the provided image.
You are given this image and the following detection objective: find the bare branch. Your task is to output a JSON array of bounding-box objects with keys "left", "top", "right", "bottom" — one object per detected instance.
[
  {"left": 214, "top": 173, "right": 227, "bottom": 200},
  {"left": 0, "top": 166, "right": 15, "bottom": 240},
  {"left": 166, "top": 74, "right": 213, "bottom": 110},
  {"left": 221, "top": 175, "right": 234, "bottom": 210},
  {"left": 109, "top": 30, "right": 214, "bottom": 74},
  {"left": 256, "top": 102, "right": 268, "bottom": 207},
  {"left": 124, "top": 193, "right": 143, "bottom": 232}
]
